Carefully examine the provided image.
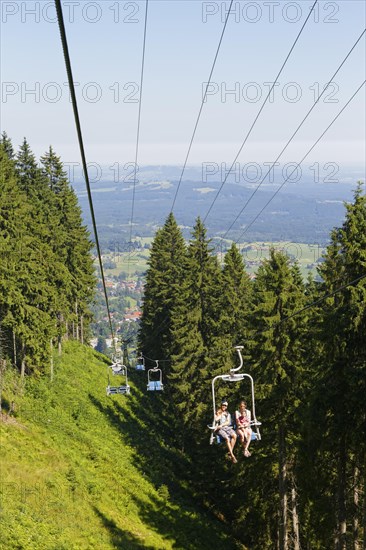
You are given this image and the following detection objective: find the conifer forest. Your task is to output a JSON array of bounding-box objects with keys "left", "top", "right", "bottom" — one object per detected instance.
[{"left": 1, "top": 132, "right": 365, "bottom": 548}]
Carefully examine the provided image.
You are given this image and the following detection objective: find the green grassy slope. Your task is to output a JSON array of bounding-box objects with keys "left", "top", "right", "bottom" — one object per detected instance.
[{"left": 0, "top": 342, "right": 237, "bottom": 550}]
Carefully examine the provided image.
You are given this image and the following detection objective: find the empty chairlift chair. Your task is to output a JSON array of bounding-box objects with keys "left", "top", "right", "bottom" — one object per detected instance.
[
  {"left": 106, "top": 385, "right": 130, "bottom": 396},
  {"left": 106, "top": 358, "right": 130, "bottom": 396},
  {"left": 136, "top": 355, "right": 145, "bottom": 371},
  {"left": 110, "top": 363, "right": 126, "bottom": 376},
  {"left": 147, "top": 360, "right": 163, "bottom": 391}
]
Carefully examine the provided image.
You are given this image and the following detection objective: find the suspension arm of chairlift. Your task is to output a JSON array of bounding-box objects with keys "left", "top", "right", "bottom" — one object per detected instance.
[
  {"left": 231, "top": 345, "right": 260, "bottom": 428},
  {"left": 230, "top": 345, "right": 244, "bottom": 373}
]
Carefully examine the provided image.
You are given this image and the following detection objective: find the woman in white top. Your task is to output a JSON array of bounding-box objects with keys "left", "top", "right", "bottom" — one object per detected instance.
[{"left": 235, "top": 400, "right": 252, "bottom": 457}]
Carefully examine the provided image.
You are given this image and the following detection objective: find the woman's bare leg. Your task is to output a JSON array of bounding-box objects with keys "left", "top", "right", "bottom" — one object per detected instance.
[
  {"left": 244, "top": 429, "right": 252, "bottom": 455},
  {"left": 225, "top": 438, "right": 237, "bottom": 462}
]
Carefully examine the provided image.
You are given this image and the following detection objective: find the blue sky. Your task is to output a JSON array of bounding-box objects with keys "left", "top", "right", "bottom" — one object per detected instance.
[{"left": 1, "top": 0, "right": 365, "bottom": 170}]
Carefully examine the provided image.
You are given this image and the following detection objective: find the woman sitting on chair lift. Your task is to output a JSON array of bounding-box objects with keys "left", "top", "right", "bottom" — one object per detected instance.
[
  {"left": 214, "top": 400, "right": 237, "bottom": 463},
  {"left": 235, "top": 400, "right": 252, "bottom": 457}
]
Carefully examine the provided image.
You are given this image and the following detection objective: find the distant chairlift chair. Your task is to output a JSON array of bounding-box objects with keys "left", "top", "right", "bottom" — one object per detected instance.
[
  {"left": 136, "top": 355, "right": 145, "bottom": 371},
  {"left": 106, "top": 358, "right": 130, "bottom": 396},
  {"left": 147, "top": 360, "right": 163, "bottom": 391}
]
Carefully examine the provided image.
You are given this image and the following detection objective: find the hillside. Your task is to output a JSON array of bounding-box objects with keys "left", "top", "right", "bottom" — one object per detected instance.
[{"left": 0, "top": 342, "right": 238, "bottom": 550}]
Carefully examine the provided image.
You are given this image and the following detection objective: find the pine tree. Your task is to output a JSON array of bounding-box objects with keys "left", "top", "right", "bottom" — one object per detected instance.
[
  {"left": 220, "top": 243, "right": 252, "bottom": 345},
  {"left": 0, "top": 144, "right": 57, "bottom": 375},
  {"left": 40, "top": 147, "right": 95, "bottom": 344},
  {"left": 1, "top": 139, "right": 97, "bottom": 378},
  {"left": 138, "top": 213, "right": 186, "bottom": 363},
  {"left": 313, "top": 182, "right": 366, "bottom": 549},
  {"left": 212, "top": 243, "right": 253, "bottom": 394},
  {"left": 240, "top": 249, "right": 307, "bottom": 549},
  {"left": 169, "top": 218, "right": 221, "bottom": 443},
  {"left": 40, "top": 146, "right": 69, "bottom": 194},
  {"left": 1, "top": 131, "right": 15, "bottom": 160},
  {"left": 0, "top": 145, "right": 28, "bottom": 364},
  {"left": 15, "top": 138, "right": 40, "bottom": 194}
]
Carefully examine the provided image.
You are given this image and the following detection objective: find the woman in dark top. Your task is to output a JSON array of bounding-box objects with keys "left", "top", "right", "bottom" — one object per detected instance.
[{"left": 214, "top": 400, "right": 237, "bottom": 463}]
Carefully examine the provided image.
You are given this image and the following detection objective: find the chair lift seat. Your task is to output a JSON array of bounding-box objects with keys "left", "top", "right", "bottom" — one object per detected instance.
[
  {"left": 106, "top": 385, "right": 130, "bottom": 396},
  {"left": 213, "top": 431, "right": 259, "bottom": 444},
  {"left": 111, "top": 365, "right": 126, "bottom": 375},
  {"left": 147, "top": 381, "right": 163, "bottom": 391},
  {"left": 136, "top": 364, "right": 145, "bottom": 371}
]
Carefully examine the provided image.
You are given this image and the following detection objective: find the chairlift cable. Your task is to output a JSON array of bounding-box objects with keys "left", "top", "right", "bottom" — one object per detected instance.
[
  {"left": 170, "top": 0, "right": 235, "bottom": 212},
  {"left": 54, "top": 0, "right": 116, "bottom": 351},
  {"left": 144, "top": 259, "right": 366, "bottom": 348},
  {"left": 140, "top": 353, "right": 171, "bottom": 364},
  {"left": 220, "top": 30, "right": 365, "bottom": 240},
  {"left": 202, "top": 0, "right": 319, "bottom": 223},
  {"left": 128, "top": 0, "right": 149, "bottom": 278},
  {"left": 254, "top": 271, "right": 366, "bottom": 339},
  {"left": 234, "top": 78, "right": 366, "bottom": 242},
  {"left": 140, "top": 74, "right": 365, "bottom": 357}
]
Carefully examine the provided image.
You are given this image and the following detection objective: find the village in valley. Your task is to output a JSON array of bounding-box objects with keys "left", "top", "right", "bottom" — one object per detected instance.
[
  {"left": 89, "top": 239, "right": 325, "bottom": 355},
  {"left": 89, "top": 252, "right": 146, "bottom": 354}
]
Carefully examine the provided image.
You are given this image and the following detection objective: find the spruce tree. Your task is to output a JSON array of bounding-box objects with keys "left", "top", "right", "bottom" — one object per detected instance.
[
  {"left": 15, "top": 138, "right": 40, "bottom": 195},
  {"left": 40, "top": 147, "right": 95, "bottom": 344},
  {"left": 313, "top": 182, "right": 366, "bottom": 549},
  {"left": 0, "top": 144, "right": 58, "bottom": 375},
  {"left": 1, "top": 139, "right": 96, "bottom": 377},
  {"left": 138, "top": 213, "right": 186, "bottom": 363},
  {"left": 211, "top": 243, "right": 253, "bottom": 395},
  {"left": 0, "top": 145, "right": 28, "bottom": 364},
  {"left": 40, "top": 146, "right": 69, "bottom": 194},
  {"left": 1, "top": 131, "right": 14, "bottom": 160},
  {"left": 239, "top": 249, "right": 307, "bottom": 549},
  {"left": 169, "top": 218, "right": 221, "bottom": 443},
  {"left": 220, "top": 243, "right": 252, "bottom": 346}
]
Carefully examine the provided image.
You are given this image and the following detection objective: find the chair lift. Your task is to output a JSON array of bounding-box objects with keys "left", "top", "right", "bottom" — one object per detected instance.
[
  {"left": 208, "top": 345, "right": 261, "bottom": 445},
  {"left": 136, "top": 355, "right": 145, "bottom": 371},
  {"left": 106, "top": 352, "right": 130, "bottom": 396},
  {"left": 110, "top": 363, "right": 127, "bottom": 376},
  {"left": 147, "top": 360, "right": 163, "bottom": 391},
  {"left": 112, "top": 349, "right": 123, "bottom": 364}
]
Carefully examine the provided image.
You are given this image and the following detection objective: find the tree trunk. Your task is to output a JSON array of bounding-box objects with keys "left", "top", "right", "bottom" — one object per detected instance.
[
  {"left": 20, "top": 342, "right": 26, "bottom": 379},
  {"left": 279, "top": 423, "right": 288, "bottom": 550},
  {"left": 58, "top": 313, "right": 63, "bottom": 355},
  {"left": 363, "top": 451, "right": 366, "bottom": 550},
  {"left": 353, "top": 464, "right": 359, "bottom": 550},
  {"left": 336, "top": 432, "right": 347, "bottom": 550},
  {"left": 291, "top": 476, "right": 300, "bottom": 550},
  {"left": 50, "top": 339, "right": 54, "bottom": 382},
  {"left": 0, "top": 359, "right": 6, "bottom": 413},
  {"left": 13, "top": 330, "right": 17, "bottom": 367},
  {"left": 75, "top": 301, "right": 79, "bottom": 341},
  {"left": 80, "top": 315, "right": 84, "bottom": 345}
]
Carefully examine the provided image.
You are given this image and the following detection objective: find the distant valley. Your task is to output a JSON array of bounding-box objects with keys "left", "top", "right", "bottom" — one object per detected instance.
[{"left": 72, "top": 164, "right": 364, "bottom": 246}]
